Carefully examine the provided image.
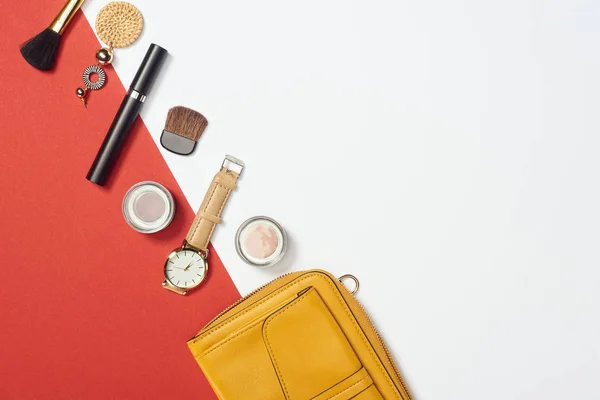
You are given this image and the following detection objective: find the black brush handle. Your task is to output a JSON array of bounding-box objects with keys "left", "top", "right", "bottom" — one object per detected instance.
[
  {"left": 86, "top": 94, "right": 142, "bottom": 186},
  {"left": 86, "top": 44, "right": 168, "bottom": 186}
]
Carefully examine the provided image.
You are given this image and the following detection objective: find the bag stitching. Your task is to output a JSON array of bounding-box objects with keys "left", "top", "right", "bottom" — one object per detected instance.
[
  {"left": 326, "top": 375, "right": 369, "bottom": 400},
  {"left": 192, "top": 275, "right": 314, "bottom": 342},
  {"left": 316, "top": 275, "right": 401, "bottom": 399},
  {"left": 194, "top": 272, "right": 401, "bottom": 399},
  {"left": 199, "top": 319, "right": 264, "bottom": 358},
  {"left": 263, "top": 292, "right": 313, "bottom": 399}
]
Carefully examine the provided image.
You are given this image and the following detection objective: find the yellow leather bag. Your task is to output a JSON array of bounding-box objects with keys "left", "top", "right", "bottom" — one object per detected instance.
[{"left": 188, "top": 270, "right": 412, "bottom": 400}]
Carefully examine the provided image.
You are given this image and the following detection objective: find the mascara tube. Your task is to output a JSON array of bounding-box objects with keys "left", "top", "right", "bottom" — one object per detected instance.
[{"left": 87, "top": 43, "right": 168, "bottom": 186}]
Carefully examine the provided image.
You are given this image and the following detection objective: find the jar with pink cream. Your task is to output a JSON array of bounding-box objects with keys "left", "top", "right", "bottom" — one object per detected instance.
[{"left": 235, "top": 216, "right": 287, "bottom": 267}]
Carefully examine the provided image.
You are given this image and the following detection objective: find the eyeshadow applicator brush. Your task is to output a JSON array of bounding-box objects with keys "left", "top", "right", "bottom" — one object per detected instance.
[
  {"left": 160, "top": 107, "right": 208, "bottom": 155},
  {"left": 20, "top": 0, "right": 85, "bottom": 71}
]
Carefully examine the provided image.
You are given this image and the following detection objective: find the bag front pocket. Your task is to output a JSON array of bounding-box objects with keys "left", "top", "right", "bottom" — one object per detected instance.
[
  {"left": 311, "top": 367, "right": 383, "bottom": 400},
  {"left": 191, "top": 292, "right": 301, "bottom": 400},
  {"left": 262, "top": 288, "right": 383, "bottom": 400}
]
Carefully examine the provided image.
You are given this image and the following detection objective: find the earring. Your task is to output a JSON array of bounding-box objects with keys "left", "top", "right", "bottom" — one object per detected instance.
[{"left": 76, "top": 2, "right": 143, "bottom": 107}]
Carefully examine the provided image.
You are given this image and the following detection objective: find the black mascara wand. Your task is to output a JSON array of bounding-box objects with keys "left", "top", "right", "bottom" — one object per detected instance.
[{"left": 20, "top": 0, "right": 85, "bottom": 71}]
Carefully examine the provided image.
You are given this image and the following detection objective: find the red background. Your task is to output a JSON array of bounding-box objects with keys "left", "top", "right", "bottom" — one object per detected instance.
[{"left": 0, "top": 1, "right": 239, "bottom": 398}]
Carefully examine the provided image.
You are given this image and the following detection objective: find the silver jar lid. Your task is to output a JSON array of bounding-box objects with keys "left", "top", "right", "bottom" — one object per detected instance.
[
  {"left": 235, "top": 216, "right": 287, "bottom": 267},
  {"left": 122, "top": 181, "right": 175, "bottom": 233}
]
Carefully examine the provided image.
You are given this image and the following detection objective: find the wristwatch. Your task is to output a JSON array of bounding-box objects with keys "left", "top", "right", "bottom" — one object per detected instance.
[{"left": 162, "top": 155, "right": 244, "bottom": 295}]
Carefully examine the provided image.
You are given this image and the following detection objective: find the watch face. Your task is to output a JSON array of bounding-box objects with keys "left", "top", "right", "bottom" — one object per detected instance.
[{"left": 164, "top": 249, "right": 207, "bottom": 289}]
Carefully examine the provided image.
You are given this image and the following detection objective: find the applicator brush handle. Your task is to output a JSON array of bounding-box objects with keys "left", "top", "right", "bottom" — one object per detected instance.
[
  {"left": 49, "top": 0, "right": 85, "bottom": 35},
  {"left": 86, "top": 44, "right": 168, "bottom": 186}
]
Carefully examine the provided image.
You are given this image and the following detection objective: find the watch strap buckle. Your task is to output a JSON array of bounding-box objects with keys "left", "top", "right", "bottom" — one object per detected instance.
[{"left": 222, "top": 155, "right": 244, "bottom": 176}]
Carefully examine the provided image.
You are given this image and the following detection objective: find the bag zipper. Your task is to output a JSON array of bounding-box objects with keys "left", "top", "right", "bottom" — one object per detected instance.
[
  {"left": 202, "top": 272, "right": 297, "bottom": 330},
  {"left": 349, "top": 292, "right": 413, "bottom": 400},
  {"left": 199, "top": 272, "right": 412, "bottom": 400}
]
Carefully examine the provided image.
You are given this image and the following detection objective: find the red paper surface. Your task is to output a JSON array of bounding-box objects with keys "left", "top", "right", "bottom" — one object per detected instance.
[{"left": 0, "top": 1, "right": 239, "bottom": 398}]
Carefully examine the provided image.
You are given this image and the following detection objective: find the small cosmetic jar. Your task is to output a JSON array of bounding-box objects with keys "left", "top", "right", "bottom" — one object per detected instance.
[
  {"left": 122, "top": 181, "right": 175, "bottom": 233},
  {"left": 235, "top": 216, "right": 287, "bottom": 267}
]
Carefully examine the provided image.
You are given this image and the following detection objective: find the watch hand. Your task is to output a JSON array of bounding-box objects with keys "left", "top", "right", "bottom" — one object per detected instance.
[{"left": 184, "top": 262, "right": 193, "bottom": 271}]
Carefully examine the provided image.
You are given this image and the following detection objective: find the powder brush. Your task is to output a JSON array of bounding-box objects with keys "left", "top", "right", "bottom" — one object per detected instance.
[
  {"left": 160, "top": 107, "right": 208, "bottom": 155},
  {"left": 20, "top": 0, "right": 85, "bottom": 71}
]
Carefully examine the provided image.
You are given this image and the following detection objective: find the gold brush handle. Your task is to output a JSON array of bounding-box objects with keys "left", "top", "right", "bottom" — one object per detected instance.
[{"left": 49, "top": 0, "right": 85, "bottom": 35}]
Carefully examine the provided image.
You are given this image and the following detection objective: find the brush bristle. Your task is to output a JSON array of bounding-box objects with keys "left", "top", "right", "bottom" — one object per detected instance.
[
  {"left": 164, "top": 106, "right": 208, "bottom": 141},
  {"left": 20, "top": 28, "right": 61, "bottom": 71}
]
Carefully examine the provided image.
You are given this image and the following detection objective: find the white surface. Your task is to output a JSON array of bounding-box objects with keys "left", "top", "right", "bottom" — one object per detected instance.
[{"left": 83, "top": 1, "right": 600, "bottom": 399}]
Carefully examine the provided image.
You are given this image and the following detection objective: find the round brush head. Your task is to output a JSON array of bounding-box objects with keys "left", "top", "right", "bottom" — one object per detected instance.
[{"left": 20, "top": 28, "right": 61, "bottom": 71}]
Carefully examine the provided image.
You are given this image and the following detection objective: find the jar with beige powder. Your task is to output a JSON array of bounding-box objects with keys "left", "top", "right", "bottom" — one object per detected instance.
[{"left": 235, "top": 216, "right": 287, "bottom": 267}]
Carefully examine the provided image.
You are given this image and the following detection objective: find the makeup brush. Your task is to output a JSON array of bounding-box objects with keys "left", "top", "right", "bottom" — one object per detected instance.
[
  {"left": 160, "top": 107, "right": 208, "bottom": 155},
  {"left": 86, "top": 44, "right": 169, "bottom": 186},
  {"left": 20, "top": 0, "right": 85, "bottom": 71}
]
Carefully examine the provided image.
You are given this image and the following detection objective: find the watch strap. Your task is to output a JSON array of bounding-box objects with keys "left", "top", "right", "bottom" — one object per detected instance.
[
  {"left": 185, "top": 159, "right": 242, "bottom": 251},
  {"left": 162, "top": 281, "right": 187, "bottom": 295}
]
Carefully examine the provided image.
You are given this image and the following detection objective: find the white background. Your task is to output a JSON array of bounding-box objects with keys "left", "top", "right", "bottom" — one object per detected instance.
[{"left": 83, "top": 1, "right": 600, "bottom": 399}]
